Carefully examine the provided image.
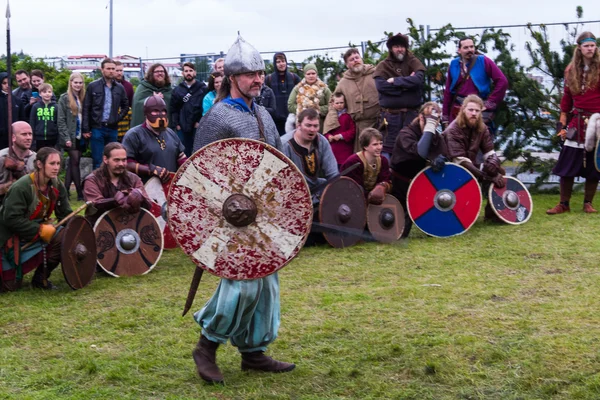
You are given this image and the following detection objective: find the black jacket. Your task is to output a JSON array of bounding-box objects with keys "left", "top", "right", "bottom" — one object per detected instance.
[
  {"left": 29, "top": 101, "right": 59, "bottom": 142},
  {"left": 170, "top": 80, "right": 208, "bottom": 133},
  {"left": 265, "top": 52, "right": 300, "bottom": 123},
  {"left": 0, "top": 73, "right": 25, "bottom": 149},
  {"left": 255, "top": 85, "right": 277, "bottom": 120},
  {"left": 82, "top": 78, "right": 129, "bottom": 132}
]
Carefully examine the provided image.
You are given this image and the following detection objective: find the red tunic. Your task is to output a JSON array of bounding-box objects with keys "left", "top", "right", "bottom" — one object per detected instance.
[
  {"left": 324, "top": 112, "right": 356, "bottom": 166},
  {"left": 561, "top": 76, "right": 600, "bottom": 141}
]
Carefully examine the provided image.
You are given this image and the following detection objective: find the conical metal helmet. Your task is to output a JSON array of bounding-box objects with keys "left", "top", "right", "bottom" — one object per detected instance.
[{"left": 224, "top": 35, "right": 265, "bottom": 76}]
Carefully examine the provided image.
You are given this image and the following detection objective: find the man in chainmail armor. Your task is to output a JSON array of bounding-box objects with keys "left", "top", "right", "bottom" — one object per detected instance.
[{"left": 190, "top": 35, "right": 294, "bottom": 385}]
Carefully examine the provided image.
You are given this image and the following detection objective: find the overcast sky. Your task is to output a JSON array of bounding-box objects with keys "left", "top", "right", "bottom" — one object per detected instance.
[{"left": 4, "top": 0, "right": 600, "bottom": 63}]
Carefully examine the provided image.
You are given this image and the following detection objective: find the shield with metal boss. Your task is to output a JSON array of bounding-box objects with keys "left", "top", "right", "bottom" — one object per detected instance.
[
  {"left": 94, "top": 207, "right": 163, "bottom": 277},
  {"left": 367, "top": 194, "right": 405, "bottom": 243},
  {"left": 168, "top": 138, "right": 312, "bottom": 280},
  {"left": 488, "top": 176, "right": 532, "bottom": 225},
  {"left": 61, "top": 216, "right": 97, "bottom": 289},
  {"left": 407, "top": 163, "right": 482, "bottom": 238},
  {"left": 319, "top": 176, "right": 367, "bottom": 248},
  {"left": 145, "top": 176, "right": 178, "bottom": 249}
]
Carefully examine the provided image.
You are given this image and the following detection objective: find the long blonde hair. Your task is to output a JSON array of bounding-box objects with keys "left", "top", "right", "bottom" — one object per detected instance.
[
  {"left": 565, "top": 31, "right": 600, "bottom": 95},
  {"left": 68, "top": 72, "right": 86, "bottom": 116}
]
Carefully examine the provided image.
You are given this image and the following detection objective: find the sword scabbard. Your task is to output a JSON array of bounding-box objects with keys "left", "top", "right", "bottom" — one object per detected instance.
[{"left": 182, "top": 267, "right": 204, "bottom": 317}]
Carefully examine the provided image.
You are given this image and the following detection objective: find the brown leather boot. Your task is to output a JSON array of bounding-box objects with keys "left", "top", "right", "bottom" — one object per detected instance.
[
  {"left": 583, "top": 202, "right": 598, "bottom": 213},
  {"left": 546, "top": 203, "right": 570, "bottom": 215},
  {"left": 192, "top": 336, "right": 224, "bottom": 384},
  {"left": 241, "top": 351, "right": 296, "bottom": 373}
]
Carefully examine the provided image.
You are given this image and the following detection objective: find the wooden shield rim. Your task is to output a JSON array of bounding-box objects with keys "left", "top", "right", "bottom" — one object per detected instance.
[
  {"left": 595, "top": 135, "right": 600, "bottom": 173},
  {"left": 60, "top": 216, "right": 97, "bottom": 290},
  {"left": 167, "top": 138, "right": 313, "bottom": 280},
  {"left": 488, "top": 175, "right": 533, "bottom": 225},
  {"left": 407, "top": 163, "right": 482, "bottom": 238},
  {"left": 145, "top": 177, "right": 178, "bottom": 249},
  {"left": 93, "top": 207, "right": 164, "bottom": 277},
  {"left": 367, "top": 194, "right": 405, "bottom": 243},
  {"left": 319, "top": 176, "right": 367, "bottom": 248}
]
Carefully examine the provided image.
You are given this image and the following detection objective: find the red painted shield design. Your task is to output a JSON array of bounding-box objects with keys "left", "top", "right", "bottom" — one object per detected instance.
[
  {"left": 488, "top": 176, "right": 533, "bottom": 225},
  {"left": 407, "top": 163, "right": 482, "bottom": 238},
  {"left": 167, "top": 138, "right": 313, "bottom": 280}
]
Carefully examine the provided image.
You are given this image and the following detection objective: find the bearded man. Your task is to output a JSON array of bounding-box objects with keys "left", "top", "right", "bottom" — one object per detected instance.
[
  {"left": 0, "top": 147, "right": 71, "bottom": 292},
  {"left": 131, "top": 63, "right": 173, "bottom": 127},
  {"left": 123, "top": 96, "right": 187, "bottom": 184},
  {"left": 373, "top": 33, "right": 426, "bottom": 160},
  {"left": 324, "top": 48, "right": 380, "bottom": 151},
  {"left": 444, "top": 94, "right": 505, "bottom": 221},
  {"left": 0, "top": 121, "right": 35, "bottom": 201},
  {"left": 442, "top": 37, "right": 508, "bottom": 129},
  {"left": 83, "top": 142, "right": 152, "bottom": 226},
  {"left": 170, "top": 62, "right": 208, "bottom": 156},
  {"left": 191, "top": 35, "right": 295, "bottom": 385},
  {"left": 391, "top": 102, "right": 447, "bottom": 237}
]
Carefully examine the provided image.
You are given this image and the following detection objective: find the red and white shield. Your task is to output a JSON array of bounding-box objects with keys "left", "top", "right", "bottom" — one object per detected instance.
[
  {"left": 144, "top": 176, "right": 178, "bottom": 249},
  {"left": 167, "top": 138, "right": 313, "bottom": 280}
]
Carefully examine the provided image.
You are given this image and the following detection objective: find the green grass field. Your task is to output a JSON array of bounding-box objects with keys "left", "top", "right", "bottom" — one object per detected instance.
[{"left": 2, "top": 193, "right": 600, "bottom": 399}]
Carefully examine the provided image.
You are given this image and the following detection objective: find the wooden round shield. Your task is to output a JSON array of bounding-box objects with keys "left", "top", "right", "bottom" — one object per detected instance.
[
  {"left": 367, "top": 194, "right": 405, "bottom": 243},
  {"left": 488, "top": 176, "right": 533, "bottom": 225},
  {"left": 319, "top": 177, "right": 366, "bottom": 248},
  {"left": 144, "top": 176, "right": 178, "bottom": 249},
  {"left": 61, "top": 216, "right": 97, "bottom": 290},
  {"left": 167, "top": 138, "right": 312, "bottom": 280},
  {"left": 407, "top": 163, "right": 482, "bottom": 238},
  {"left": 93, "top": 207, "right": 164, "bottom": 277}
]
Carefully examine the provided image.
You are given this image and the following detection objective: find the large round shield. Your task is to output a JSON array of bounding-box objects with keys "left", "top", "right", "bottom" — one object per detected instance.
[
  {"left": 488, "top": 176, "right": 533, "bottom": 225},
  {"left": 407, "top": 163, "right": 482, "bottom": 238},
  {"left": 61, "top": 216, "right": 97, "bottom": 289},
  {"left": 367, "top": 194, "right": 404, "bottom": 243},
  {"left": 94, "top": 207, "right": 163, "bottom": 277},
  {"left": 168, "top": 138, "right": 312, "bottom": 280},
  {"left": 144, "top": 176, "right": 178, "bottom": 249},
  {"left": 319, "top": 177, "right": 366, "bottom": 248}
]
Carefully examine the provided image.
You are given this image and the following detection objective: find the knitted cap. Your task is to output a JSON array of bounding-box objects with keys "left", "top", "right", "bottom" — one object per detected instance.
[{"left": 303, "top": 63, "right": 317, "bottom": 74}]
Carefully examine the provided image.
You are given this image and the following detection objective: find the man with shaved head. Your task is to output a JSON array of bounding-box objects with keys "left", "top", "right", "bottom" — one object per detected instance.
[{"left": 0, "top": 121, "right": 36, "bottom": 200}]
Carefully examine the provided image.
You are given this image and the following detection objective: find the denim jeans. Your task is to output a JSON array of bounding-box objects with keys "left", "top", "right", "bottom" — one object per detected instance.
[{"left": 91, "top": 127, "right": 118, "bottom": 169}]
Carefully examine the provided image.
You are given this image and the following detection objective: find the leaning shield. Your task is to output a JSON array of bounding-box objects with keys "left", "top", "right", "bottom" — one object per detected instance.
[
  {"left": 61, "top": 216, "right": 97, "bottom": 289},
  {"left": 367, "top": 194, "right": 404, "bottom": 243},
  {"left": 144, "top": 176, "right": 178, "bottom": 249},
  {"left": 319, "top": 177, "right": 367, "bottom": 248},
  {"left": 488, "top": 176, "right": 533, "bottom": 225},
  {"left": 94, "top": 207, "right": 163, "bottom": 277},
  {"left": 168, "top": 138, "right": 312, "bottom": 280},
  {"left": 407, "top": 163, "right": 482, "bottom": 238},
  {"left": 594, "top": 137, "right": 600, "bottom": 172}
]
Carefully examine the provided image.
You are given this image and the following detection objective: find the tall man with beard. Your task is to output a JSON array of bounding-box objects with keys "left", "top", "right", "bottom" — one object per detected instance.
[
  {"left": 191, "top": 36, "right": 295, "bottom": 385},
  {"left": 374, "top": 33, "right": 426, "bottom": 160},
  {"left": 123, "top": 96, "right": 186, "bottom": 184},
  {"left": 324, "top": 48, "right": 380, "bottom": 152},
  {"left": 83, "top": 143, "right": 152, "bottom": 226},
  {"left": 444, "top": 94, "right": 505, "bottom": 221},
  {"left": 442, "top": 37, "right": 508, "bottom": 130},
  {"left": 131, "top": 63, "right": 173, "bottom": 127},
  {"left": 170, "top": 62, "right": 207, "bottom": 156},
  {"left": 0, "top": 121, "right": 36, "bottom": 200},
  {"left": 265, "top": 52, "right": 301, "bottom": 135}
]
